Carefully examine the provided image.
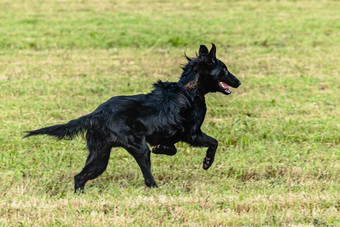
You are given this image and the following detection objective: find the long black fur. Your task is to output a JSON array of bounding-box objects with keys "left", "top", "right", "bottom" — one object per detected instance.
[
  {"left": 25, "top": 44, "right": 241, "bottom": 192},
  {"left": 24, "top": 115, "right": 89, "bottom": 140}
]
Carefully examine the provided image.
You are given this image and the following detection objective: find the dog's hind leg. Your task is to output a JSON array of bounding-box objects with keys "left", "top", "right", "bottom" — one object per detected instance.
[
  {"left": 152, "top": 144, "right": 177, "bottom": 156},
  {"left": 124, "top": 141, "right": 158, "bottom": 188},
  {"left": 74, "top": 136, "right": 111, "bottom": 193}
]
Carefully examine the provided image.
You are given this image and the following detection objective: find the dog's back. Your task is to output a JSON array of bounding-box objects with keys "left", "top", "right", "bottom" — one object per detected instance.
[
  {"left": 25, "top": 81, "right": 192, "bottom": 144},
  {"left": 93, "top": 81, "right": 193, "bottom": 141}
]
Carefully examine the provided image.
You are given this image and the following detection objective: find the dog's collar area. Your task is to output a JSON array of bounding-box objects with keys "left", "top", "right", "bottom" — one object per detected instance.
[
  {"left": 179, "top": 74, "right": 199, "bottom": 92},
  {"left": 182, "top": 79, "right": 198, "bottom": 91}
]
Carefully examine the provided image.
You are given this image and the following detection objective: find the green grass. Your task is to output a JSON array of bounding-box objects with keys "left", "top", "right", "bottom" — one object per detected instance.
[{"left": 0, "top": 0, "right": 339, "bottom": 226}]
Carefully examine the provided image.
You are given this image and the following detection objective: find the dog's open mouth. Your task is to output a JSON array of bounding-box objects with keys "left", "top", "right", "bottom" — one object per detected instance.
[{"left": 218, "top": 81, "right": 231, "bottom": 94}]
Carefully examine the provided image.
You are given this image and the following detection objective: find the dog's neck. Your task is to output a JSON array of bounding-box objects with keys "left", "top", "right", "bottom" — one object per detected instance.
[
  {"left": 179, "top": 56, "right": 208, "bottom": 98},
  {"left": 182, "top": 75, "right": 198, "bottom": 91},
  {"left": 179, "top": 73, "right": 206, "bottom": 98}
]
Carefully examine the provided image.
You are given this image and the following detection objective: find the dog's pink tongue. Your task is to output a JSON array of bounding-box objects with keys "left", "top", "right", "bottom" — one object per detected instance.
[{"left": 219, "top": 82, "right": 230, "bottom": 90}]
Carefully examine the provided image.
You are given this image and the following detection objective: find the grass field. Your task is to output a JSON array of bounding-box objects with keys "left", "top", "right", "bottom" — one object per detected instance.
[{"left": 0, "top": 0, "right": 339, "bottom": 226}]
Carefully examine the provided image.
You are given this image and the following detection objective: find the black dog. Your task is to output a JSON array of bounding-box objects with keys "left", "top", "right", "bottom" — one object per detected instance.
[{"left": 25, "top": 44, "right": 241, "bottom": 192}]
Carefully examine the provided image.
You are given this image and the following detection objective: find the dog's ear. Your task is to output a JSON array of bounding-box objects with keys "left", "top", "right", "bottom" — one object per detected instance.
[
  {"left": 206, "top": 43, "right": 216, "bottom": 61},
  {"left": 199, "top": 45, "right": 209, "bottom": 56}
]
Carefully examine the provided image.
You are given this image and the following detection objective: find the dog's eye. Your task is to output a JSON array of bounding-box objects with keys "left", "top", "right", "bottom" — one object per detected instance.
[{"left": 223, "top": 68, "right": 228, "bottom": 74}]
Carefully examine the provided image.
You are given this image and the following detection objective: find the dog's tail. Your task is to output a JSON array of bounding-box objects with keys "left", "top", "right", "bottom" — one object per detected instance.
[{"left": 24, "top": 115, "right": 90, "bottom": 140}]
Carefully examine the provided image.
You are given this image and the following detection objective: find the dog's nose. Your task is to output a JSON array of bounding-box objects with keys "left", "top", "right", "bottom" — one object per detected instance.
[{"left": 234, "top": 81, "right": 241, "bottom": 88}]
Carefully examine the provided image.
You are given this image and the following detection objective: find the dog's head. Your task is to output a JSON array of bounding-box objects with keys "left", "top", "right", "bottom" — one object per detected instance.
[{"left": 196, "top": 43, "right": 241, "bottom": 95}]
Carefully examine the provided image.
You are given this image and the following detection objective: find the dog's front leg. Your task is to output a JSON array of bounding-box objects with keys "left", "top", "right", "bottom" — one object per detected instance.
[{"left": 186, "top": 131, "right": 218, "bottom": 170}]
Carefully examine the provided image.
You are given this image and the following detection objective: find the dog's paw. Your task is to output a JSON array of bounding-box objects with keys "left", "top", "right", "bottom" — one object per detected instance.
[
  {"left": 203, "top": 157, "right": 213, "bottom": 170},
  {"left": 74, "top": 187, "right": 85, "bottom": 194},
  {"left": 152, "top": 145, "right": 177, "bottom": 156},
  {"left": 151, "top": 183, "right": 159, "bottom": 188},
  {"left": 152, "top": 145, "right": 162, "bottom": 154},
  {"left": 145, "top": 180, "right": 159, "bottom": 188}
]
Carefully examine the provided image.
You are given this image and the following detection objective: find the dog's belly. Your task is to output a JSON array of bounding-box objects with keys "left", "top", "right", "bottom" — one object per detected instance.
[{"left": 146, "top": 131, "right": 183, "bottom": 146}]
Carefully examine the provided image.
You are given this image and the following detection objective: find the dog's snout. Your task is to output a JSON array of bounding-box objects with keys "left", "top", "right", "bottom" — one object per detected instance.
[{"left": 236, "top": 81, "right": 241, "bottom": 88}]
